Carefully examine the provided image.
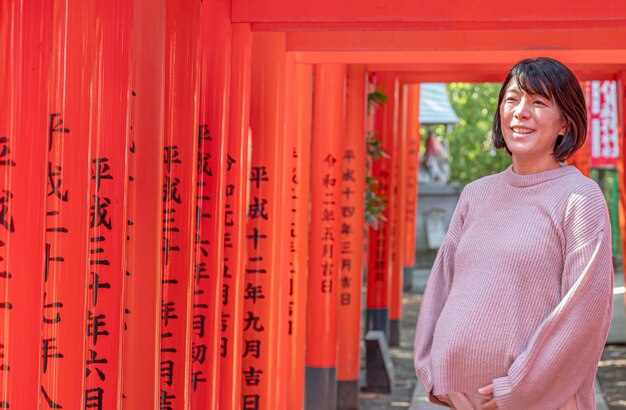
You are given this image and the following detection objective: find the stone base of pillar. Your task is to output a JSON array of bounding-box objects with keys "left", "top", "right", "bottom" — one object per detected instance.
[
  {"left": 403, "top": 266, "right": 414, "bottom": 291},
  {"left": 337, "top": 380, "right": 360, "bottom": 410},
  {"left": 305, "top": 366, "right": 337, "bottom": 410},
  {"left": 363, "top": 330, "right": 395, "bottom": 394},
  {"left": 389, "top": 319, "right": 400, "bottom": 347},
  {"left": 366, "top": 307, "right": 389, "bottom": 339}
]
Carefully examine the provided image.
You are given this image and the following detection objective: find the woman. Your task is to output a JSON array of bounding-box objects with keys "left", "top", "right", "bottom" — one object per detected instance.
[{"left": 413, "top": 57, "right": 614, "bottom": 410}]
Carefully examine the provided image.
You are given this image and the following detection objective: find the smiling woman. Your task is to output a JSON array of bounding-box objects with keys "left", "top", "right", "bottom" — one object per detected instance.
[
  {"left": 414, "top": 58, "right": 614, "bottom": 410},
  {"left": 492, "top": 58, "right": 588, "bottom": 175}
]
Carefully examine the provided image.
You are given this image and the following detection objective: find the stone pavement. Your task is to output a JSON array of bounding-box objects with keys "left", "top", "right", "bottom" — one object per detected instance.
[{"left": 407, "top": 269, "right": 623, "bottom": 410}]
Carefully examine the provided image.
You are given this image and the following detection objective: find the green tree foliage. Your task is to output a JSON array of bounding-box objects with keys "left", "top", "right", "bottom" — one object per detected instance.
[{"left": 421, "top": 83, "right": 511, "bottom": 186}]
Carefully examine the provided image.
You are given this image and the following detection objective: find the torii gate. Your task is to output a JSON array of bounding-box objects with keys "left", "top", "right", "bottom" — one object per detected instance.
[{"left": 1, "top": 1, "right": 625, "bottom": 410}]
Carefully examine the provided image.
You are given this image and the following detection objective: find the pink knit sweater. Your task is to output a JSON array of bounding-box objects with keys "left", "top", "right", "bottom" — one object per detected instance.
[{"left": 414, "top": 165, "right": 614, "bottom": 409}]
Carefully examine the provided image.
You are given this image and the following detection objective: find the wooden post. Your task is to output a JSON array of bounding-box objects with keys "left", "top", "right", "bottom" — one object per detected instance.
[
  {"left": 39, "top": 1, "right": 97, "bottom": 408},
  {"left": 288, "top": 62, "right": 314, "bottom": 410},
  {"left": 219, "top": 22, "right": 252, "bottom": 410},
  {"left": 389, "top": 82, "right": 407, "bottom": 347},
  {"left": 276, "top": 51, "right": 295, "bottom": 409},
  {"left": 193, "top": 0, "right": 232, "bottom": 407},
  {"left": 122, "top": 0, "right": 165, "bottom": 406},
  {"left": 305, "top": 63, "right": 346, "bottom": 410},
  {"left": 84, "top": 1, "right": 132, "bottom": 407},
  {"left": 160, "top": 0, "right": 200, "bottom": 407},
  {"left": 242, "top": 31, "right": 287, "bottom": 410},
  {"left": 366, "top": 73, "right": 397, "bottom": 338},
  {"left": 569, "top": 82, "right": 592, "bottom": 176},
  {"left": 403, "top": 84, "right": 421, "bottom": 268},
  {"left": 0, "top": 2, "right": 51, "bottom": 407},
  {"left": 336, "top": 64, "right": 367, "bottom": 409},
  {"left": 616, "top": 72, "right": 626, "bottom": 319}
]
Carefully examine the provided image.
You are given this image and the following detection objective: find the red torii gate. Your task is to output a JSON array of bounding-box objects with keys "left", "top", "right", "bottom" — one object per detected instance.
[
  {"left": 1, "top": 1, "right": 626, "bottom": 410},
  {"left": 237, "top": 3, "right": 626, "bottom": 408}
]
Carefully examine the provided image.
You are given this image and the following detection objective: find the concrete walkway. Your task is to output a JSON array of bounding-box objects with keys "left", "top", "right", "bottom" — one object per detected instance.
[{"left": 408, "top": 269, "right": 625, "bottom": 409}]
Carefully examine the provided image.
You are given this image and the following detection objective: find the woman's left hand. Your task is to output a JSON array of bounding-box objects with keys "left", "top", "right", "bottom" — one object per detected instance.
[{"left": 478, "top": 384, "right": 498, "bottom": 410}]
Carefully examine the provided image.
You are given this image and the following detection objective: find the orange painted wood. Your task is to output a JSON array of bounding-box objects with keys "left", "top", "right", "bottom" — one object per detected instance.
[
  {"left": 568, "top": 143, "right": 591, "bottom": 176},
  {"left": 296, "top": 50, "right": 626, "bottom": 66},
  {"left": 366, "top": 73, "right": 397, "bottom": 311},
  {"left": 39, "top": 1, "right": 96, "bottom": 407},
  {"left": 122, "top": 0, "right": 165, "bottom": 407},
  {"left": 306, "top": 63, "right": 346, "bottom": 367},
  {"left": 219, "top": 22, "right": 252, "bottom": 410},
  {"left": 161, "top": 0, "right": 201, "bottom": 408},
  {"left": 274, "top": 51, "right": 296, "bottom": 410},
  {"left": 0, "top": 2, "right": 11, "bottom": 404},
  {"left": 242, "top": 31, "right": 287, "bottom": 409},
  {"left": 254, "top": 20, "right": 626, "bottom": 32},
  {"left": 362, "top": 72, "right": 378, "bottom": 288},
  {"left": 400, "top": 70, "right": 616, "bottom": 83},
  {"left": 287, "top": 62, "right": 313, "bottom": 408},
  {"left": 233, "top": 0, "right": 626, "bottom": 26},
  {"left": 616, "top": 72, "right": 626, "bottom": 317},
  {"left": 390, "top": 83, "right": 407, "bottom": 322},
  {"left": 193, "top": 0, "right": 232, "bottom": 407},
  {"left": 83, "top": 2, "right": 133, "bottom": 407},
  {"left": 0, "top": 2, "right": 50, "bottom": 407},
  {"left": 287, "top": 29, "right": 626, "bottom": 52},
  {"left": 403, "top": 84, "right": 420, "bottom": 267},
  {"left": 569, "top": 86, "right": 591, "bottom": 176},
  {"left": 337, "top": 64, "right": 366, "bottom": 381}
]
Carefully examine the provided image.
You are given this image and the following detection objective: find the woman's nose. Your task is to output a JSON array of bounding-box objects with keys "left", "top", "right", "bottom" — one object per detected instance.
[{"left": 513, "top": 98, "right": 530, "bottom": 119}]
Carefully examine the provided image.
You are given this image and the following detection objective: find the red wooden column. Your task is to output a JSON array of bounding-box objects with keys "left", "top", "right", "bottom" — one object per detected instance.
[
  {"left": 288, "top": 62, "right": 313, "bottom": 410},
  {"left": 275, "top": 52, "right": 296, "bottom": 410},
  {"left": 569, "top": 82, "right": 591, "bottom": 176},
  {"left": 161, "top": 1, "right": 200, "bottom": 408},
  {"left": 242, "top": 31, "right": 287, "bottom": 410},
  {"left": 616, "top": 71, "right": 626, "bottom": 316},
  {"left": 193, "top": 0, "right": 231, "bottom": 407},
  {"left": 219, "top": 22, "right": 252, "bottom": 410},
  {"left": 0, "top": 3, "right": 13, "bottom": 406},
  {"left": 84, "top": 3, "right": 133, "bottom": 408},
  {"left": 122, "top": 0, "right": 165, "bottom": 406},
  {"left": 305, "top": 63, "right": 346, "bottom": 410},
  {"left": 403, "top": 84, "right": 420, "bottom": 268},
  {"left": 366, "top": 72, "right": 398, "bottom": 337},
  {"left": 390, "top": 83, "right": 408, "bottom": 347},
  {"left": 336, "top": 64, "right": 367, "bottom": 409},
  {"left": 0, "top": 2, "right": 50, "bottom": 408},
  {"left": 39, "top": 2, "right": 96, "bottom": 408}
]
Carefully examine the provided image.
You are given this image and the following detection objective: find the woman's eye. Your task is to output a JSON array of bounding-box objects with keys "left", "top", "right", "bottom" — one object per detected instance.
[
  {"left": 505, "top": 97, "right": 517, "bottom": 102},
  {"left": 533, "top": 100, "right": 547, "bottom": 106}
]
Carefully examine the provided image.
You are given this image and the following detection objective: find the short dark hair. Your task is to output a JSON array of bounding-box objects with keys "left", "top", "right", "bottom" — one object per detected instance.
[{"left": 492, "top": 57, "right": 587, "bottom": 162}]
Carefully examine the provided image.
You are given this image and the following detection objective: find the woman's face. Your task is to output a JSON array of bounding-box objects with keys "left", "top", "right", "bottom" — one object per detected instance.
[{"left": 499, "top": 80, "right": 566, "bottom": 164}]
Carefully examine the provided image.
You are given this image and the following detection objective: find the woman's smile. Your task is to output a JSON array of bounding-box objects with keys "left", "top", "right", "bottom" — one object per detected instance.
[
  {"left": 510, "top": 126, "right": 535, "bottom": 136},
  {"left": 499, "top": 81, "right": 566, "bottom": 171}
]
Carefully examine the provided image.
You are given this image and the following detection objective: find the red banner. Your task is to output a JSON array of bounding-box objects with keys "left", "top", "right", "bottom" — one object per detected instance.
[{"left": 586, "top": 80, "right": 619, "bottom": 168}]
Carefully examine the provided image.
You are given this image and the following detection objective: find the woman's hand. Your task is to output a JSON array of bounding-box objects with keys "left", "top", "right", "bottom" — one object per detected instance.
[
  {"left": 478, "top": 384, "right": 498, "bottom": 410},
  {"left": 435, "top": 394, "right": 453, "bottom": 407}
]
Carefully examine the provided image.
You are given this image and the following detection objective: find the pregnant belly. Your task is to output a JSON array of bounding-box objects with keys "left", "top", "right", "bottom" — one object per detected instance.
[{"left": 429, "top": 301, "right": 516, "bottom": 388}]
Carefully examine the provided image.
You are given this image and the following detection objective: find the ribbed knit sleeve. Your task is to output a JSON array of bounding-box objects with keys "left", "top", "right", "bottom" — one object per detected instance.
[
  {"left": 492, "top": 188, "right": 614, "bottom": 409},
  {"left": 414, "top": 187, "right": 469, "bottom": 405}
]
